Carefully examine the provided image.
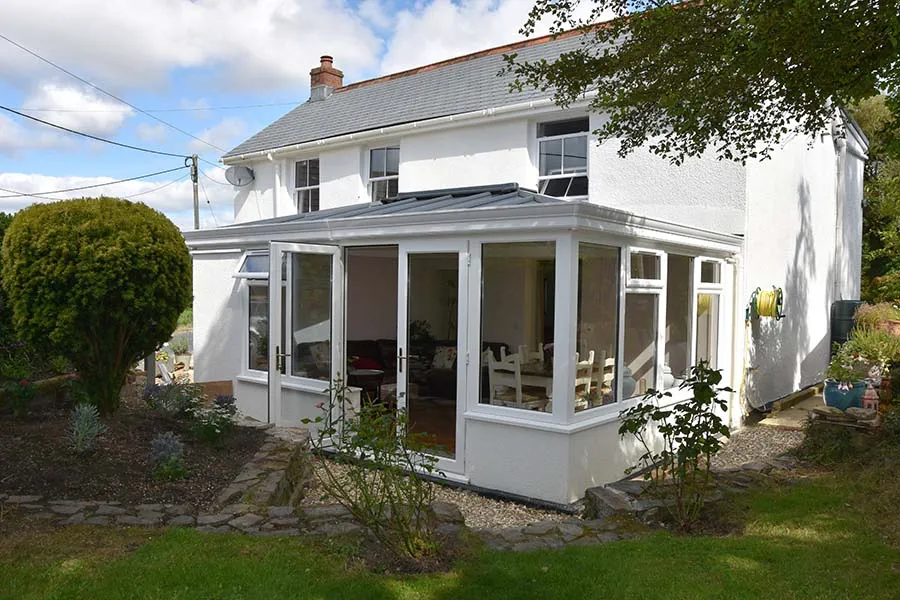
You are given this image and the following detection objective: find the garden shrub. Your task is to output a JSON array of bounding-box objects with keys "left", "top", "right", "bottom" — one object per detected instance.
[
  {"left": 303, "top": 378, "right": 442, "bottom": 564},
  {"left": 150, "top": 431, "right": 187, "bottom": 480},
  {"left": 797, "top": 418, "right": 862, "bottom": 464},
  {"left": 2, "top": 378, "right": 34, "bottom": 418},
  {"left": 618, "top": 361, "right": 732, "bottom": 532},
  {"left": 143, "top": 382, "right": 204, "bottom": 418},
  {"left": 190, "top": 401, "right": 235, "bottom": 445},
  {"left": 68, "top": 403, "right": 107, "bottom": 454},
  {"left": 1, "top": 197, "right": 191, "bottom": 414}
]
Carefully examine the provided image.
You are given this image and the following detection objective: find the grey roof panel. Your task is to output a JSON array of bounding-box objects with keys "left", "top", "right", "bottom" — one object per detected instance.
[
  {"left": 224, "top": 183, "right": 564, "bottom": 228},
  {"left": 224, "top": 34, "right": 594, "bottom": 159}
]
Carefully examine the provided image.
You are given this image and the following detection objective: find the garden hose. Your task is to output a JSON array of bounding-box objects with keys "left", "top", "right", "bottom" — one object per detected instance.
[{"left": 745, "top": 287, "right": 785, "bottom": 322}]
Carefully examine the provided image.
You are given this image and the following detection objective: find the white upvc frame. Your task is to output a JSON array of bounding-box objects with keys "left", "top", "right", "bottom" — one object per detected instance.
[
  {"left": 569, "top": 239, "right": 624, "bottom": 419},
  {"left": 293, "top": 158, "right": 320, "bottom": 214},
  {"left": 233, "top": 249, "right": 270, "bottom": 279},
  {"left": 396, "top": 239, "right": 469, "bottom": 475},
  {"left": 691, "top": 256, "right": 727, "bottom": 371},
  {"left": 366, "top": 145, "right": 400, "bottom": 203},
  {"left": 623, "top": 246, "right": 668, "bottom": 399},
  {"left": 536, "top": 120, "right": 589, "bottom": 200},
  {"left": 467, "top": 232, "right": 571, "bottom": 426},
  {"left": 268, "top": 241, "right": 343, "bottom": 425}
]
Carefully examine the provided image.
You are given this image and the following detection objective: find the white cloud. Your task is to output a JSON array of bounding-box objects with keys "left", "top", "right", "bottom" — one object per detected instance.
[
  {"left": 136, "top": 123, "right": 168, "bottom": 143},
  {"left": 0, "top": 170, "right": 234, "bottom": 230},
  {"left": 0, "top": 0, "right": 383, "bottom": 93},
  {"left": 0, "top": 114, "right": 66, "bottom": 155},
  {"left": 20, "top": 82, "right": 133, "bottom": 136},
  {"left": 378, "top": 0, "right": 613, "bottom": 74},
  {"left": 188, "top": 117, "right": 247, "bottom": 154}
]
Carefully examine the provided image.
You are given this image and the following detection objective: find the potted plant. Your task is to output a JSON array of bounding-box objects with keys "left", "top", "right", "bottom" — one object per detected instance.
[
  {"left": 843, "top": 326, "right": 900, "bottom": 404},
  {"left": 823, "top": 343, "right": 870, "bottom": 410},
  {"left": 855, "top": 302, "right": 900, "bottom": 336}
]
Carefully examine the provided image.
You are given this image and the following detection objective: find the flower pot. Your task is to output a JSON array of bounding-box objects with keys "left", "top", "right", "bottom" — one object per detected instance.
[{"left": 823, "top": 379, "right": 866, "bottom": 411}]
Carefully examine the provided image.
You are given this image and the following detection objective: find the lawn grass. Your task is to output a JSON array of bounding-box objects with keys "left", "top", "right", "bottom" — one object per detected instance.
[{"left": 3, "top": 466, "right": 899, "bottom": 600}]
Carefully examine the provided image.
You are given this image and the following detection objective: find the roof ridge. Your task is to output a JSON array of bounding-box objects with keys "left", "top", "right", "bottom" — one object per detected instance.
[{"left": 337, "top": 25, "right": 595, "bottom": 93}]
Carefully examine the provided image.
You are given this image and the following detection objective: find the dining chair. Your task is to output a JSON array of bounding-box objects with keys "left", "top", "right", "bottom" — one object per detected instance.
[
  {"left": 488, "top": 352, "right": 546, "bottom": 410},
  {"left": 574, "top": 350, "right": 595, "bottom": 409},
  {"left": 516, "top": 344, "right": 544, "bottom": 367}
]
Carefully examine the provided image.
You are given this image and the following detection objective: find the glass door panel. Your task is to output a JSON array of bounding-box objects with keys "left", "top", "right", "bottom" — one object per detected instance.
[{"left": 397, "top": 242, "right": 467, "bottom": 470}]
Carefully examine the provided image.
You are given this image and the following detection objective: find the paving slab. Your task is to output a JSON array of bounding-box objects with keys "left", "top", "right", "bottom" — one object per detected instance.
[{"left": 759, "top": 395, "right": 824, "bottom": 430}]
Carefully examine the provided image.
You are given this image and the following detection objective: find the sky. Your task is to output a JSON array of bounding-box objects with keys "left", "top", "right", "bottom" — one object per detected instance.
[{"left": 0, "top": 0, "right": 604, "bottom": 230}]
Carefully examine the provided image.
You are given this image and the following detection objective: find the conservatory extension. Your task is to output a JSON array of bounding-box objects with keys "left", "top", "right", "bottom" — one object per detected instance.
[{"left": 185, "top": 184, "right": 742, "bottom": 507}]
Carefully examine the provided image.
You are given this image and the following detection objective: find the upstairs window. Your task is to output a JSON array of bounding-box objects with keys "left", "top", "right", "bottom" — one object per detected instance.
[
  {"left": 369, "top": 146, "right": 399, "bottom": 202},
  {"left": 295, "top": 159, "right": 320, "bottom": 213},
  {"left": 538, "top": 118, "right": 589, "bottom": 198}
]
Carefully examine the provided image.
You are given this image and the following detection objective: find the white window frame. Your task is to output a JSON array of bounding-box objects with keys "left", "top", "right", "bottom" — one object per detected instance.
[
  {"left": 245, "top": 280, "right": 271, "bottom": 374},
  {"left": 691, "top": 257, "right": 726, "bottom": 370},
  {"left": 367, "top": 146, "right": 399, "bottom": 203},
  {"left": 626, "top": 247, "right": 666, "bottom": 290},
  {"left": 662, "top": 254, "right": 695, "bottom": 390},
  {"left": 293, "top": 158, "right": 320, "bottom": 214},
  {"left": 234, "top": 250, "right": 270, "bottom": 280},
  {"left": 623, "top": 247, "right": 667, "bottom": 398},
  {"left": 536, "top": 118, "right": 589, "bottom": 199}
]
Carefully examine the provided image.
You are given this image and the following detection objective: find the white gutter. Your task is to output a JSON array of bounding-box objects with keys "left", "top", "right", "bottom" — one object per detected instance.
[{"left": 222, "top": 93, "right": 597, "bottom": 165}]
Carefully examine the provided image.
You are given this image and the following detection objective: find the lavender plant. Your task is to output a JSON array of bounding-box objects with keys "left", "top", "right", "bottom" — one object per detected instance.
[
  {"left": 68, "top": 403, "right": 107, "bottom": 454},
  {"left": 150, "top": 431, "right": 187, "bottom": 480}
]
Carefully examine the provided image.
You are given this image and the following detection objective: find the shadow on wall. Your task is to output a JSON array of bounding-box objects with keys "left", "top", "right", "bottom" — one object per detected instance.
[{"left": 747, "top": 179, "right": 833, "bottom": 407}]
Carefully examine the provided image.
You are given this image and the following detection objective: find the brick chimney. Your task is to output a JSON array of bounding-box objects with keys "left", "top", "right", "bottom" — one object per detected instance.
[{"left": 309, "top": 55, "right": 343, "bottom": 101}]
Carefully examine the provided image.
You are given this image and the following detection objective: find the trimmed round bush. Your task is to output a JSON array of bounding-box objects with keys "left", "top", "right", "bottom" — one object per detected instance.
[{"left": 1, "top": 197, "right": 191, "bottom": 413}]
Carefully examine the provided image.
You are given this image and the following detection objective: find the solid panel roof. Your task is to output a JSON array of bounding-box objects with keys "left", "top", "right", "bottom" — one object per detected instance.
[
  {"left": 225, "top": 183, "right": 564, "bottom": 228},
  {"left": 223, "top": 32, "right": 594, "bottom": 159}
]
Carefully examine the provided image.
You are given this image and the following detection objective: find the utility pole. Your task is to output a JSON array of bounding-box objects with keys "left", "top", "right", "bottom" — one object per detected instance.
[{"left": 190, "top": 154, "right": 199, "bottom": 230}]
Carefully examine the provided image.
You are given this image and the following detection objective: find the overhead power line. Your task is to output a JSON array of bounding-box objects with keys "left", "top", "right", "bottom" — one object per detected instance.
[
  {"left": 0, "top": 32, "right": 227, "bottom": 153},
  {"left": 198, "top": 177, "right": 220, "bottom": 227},
  {"left": 124, "top": 174, "right": 191, "bottom": 199},
  {"left": 0, "top": 165, "right": 189, "bottom": 199},
  {"left": 0, "top": 104, "right": 188, "bottom": 158},
  {"left": 18, "top": 101, "right": 301, "bottom": 114}
]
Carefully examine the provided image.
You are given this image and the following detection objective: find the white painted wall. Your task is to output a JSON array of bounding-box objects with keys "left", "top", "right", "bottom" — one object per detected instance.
[
  {"left": 743, "top": 131, "right": 840, "bottom": 406},
  {"left": 234, "top": 161, "right": 276, "bottom": 223},
  {"left": 835, "top": 126, "right": 866, "bottom": 300},
  {"left": 587, "top": 114, "right": 747, "bottom": 234},
  {"left": 320, "top": 145, "right": 367, "bottom": 209},
  {"left": 400, "top": 120, "right": 533, "bottom": 193},
  {"left": 192, "top": 253, "right": 244, "bottom": 384}
]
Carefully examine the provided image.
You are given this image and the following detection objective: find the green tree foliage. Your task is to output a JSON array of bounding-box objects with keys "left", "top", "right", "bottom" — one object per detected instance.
[
  {"left": 506, "top": 1, "right": 900, "bottom": 164},
  {"left": 0, "top": 212, "right": 16, "bottom": 344},
  {"left": 1, "top": 198, "right": 191, "bottom": 413},
  {"left": 853, "top": 96, "right": 900, "bottom": 302}
]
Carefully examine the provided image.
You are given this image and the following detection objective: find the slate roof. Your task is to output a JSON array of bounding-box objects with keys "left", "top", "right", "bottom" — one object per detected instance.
[
  {"left": 225, "top": 183, "right": 565, "bottom": 227},
  {"left": 223, "top": 31, "right": 595, "bottom": 160}
]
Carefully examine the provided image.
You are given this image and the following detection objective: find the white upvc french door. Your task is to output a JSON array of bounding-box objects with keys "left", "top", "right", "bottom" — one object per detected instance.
[
  {"left": 268, "top": 242, "right": 343, "bottom": 425},
  {"left": 396, "top": 240, "right": 469, "bottom": 475}
]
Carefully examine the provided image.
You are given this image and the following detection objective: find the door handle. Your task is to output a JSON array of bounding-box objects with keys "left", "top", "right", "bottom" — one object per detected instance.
[{"left": 275, "top": 345, "right": 290, "bottom": 373}]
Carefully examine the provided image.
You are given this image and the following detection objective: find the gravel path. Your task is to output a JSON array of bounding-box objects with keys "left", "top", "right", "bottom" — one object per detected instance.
[{"left": 711, "top": 426, "right": 805, "bottom": 470}]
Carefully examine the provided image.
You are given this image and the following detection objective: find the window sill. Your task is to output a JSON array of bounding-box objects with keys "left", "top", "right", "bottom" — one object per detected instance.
[{"left": 236, "top": 372, "right": 267, "bottom": 385}]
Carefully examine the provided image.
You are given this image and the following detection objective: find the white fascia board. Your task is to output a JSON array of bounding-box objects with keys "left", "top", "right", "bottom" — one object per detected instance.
[
  {"left": 184, "top": 202, "right": 742, "bottom": 255},
  {"left": 222, "top": 94, "right": 598, "bottom": 166}
]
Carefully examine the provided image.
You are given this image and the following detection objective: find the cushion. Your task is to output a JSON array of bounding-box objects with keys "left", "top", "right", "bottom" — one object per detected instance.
[
  {"left": 432, "top": 345, "right": 457, "bottom": 370},
  {"left": 309, "top": 342, "right": 331, "bottom": 364},
  {"left": 352, "top": 357, "right": 382, "bottom": 370}
]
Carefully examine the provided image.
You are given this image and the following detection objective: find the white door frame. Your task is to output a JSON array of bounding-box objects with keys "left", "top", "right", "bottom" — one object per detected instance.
[
  {"left": 396, "top": 239, "right": 469, "bottom": 475},
  {"left": 268, "top": 241, "right": 343, "bottom": 425}
]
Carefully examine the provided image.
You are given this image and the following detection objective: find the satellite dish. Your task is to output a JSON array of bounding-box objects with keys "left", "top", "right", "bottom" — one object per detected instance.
[{"left": 225, "top": 166, "right": 255, "bottom": 187}]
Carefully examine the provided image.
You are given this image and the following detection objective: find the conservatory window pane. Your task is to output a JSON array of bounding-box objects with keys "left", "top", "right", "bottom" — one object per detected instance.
[
  {"left": 480, "top": 241, "right": 556, "bottom": 413},
  {"left": 576, "top": 243, "right": 620, "bottom": 411},
  {"left": 700, "top": 260, "right": 721, "bottom": 284},
  {"left": 291, "top": 253, "right": 333, "bottom": 380},
  {"left": 630, "top": 252, "right": 661, "bottom": 280},
  {"left": 249, "top": 285, "right": 268, "bottom": 371},
  {"left": 665, "top": 255, "right": 692, "bottom": 388},
  {"left": 696, "top": 293, "right": 720, "bottom": 369},
  {"left": 241, "top": 254, "right": 269, "bottom": 274},
  {"left": 624, "top": 293, "right": 658, "bottom": 399}
]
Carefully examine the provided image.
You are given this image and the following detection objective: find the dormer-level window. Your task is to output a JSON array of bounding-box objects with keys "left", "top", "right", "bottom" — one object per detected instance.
[
  {"left": 369, "top": 146, "right": 399, "bottom": 202},
  {"left": 295, "top": 159, "right": 320, "bottom": 213},
  {"left": 537, "top": 118, "right": 589, "bottom": 198}
]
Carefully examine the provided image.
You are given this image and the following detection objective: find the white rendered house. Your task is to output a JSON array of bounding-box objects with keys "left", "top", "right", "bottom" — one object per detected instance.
[{"left": 184, "top": 30, "right": 867, "bottom": 507}]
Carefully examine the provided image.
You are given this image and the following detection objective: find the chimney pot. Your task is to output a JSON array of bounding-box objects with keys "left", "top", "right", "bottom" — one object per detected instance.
[{"left": 309, "top": 55, "right": 343, "bottom": 101}]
